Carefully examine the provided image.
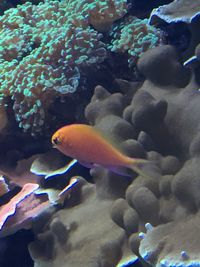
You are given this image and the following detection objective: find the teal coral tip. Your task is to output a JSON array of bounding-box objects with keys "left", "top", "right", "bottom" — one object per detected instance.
[
  {"left": 108, "top": 16, "right": 160, "bottom": 66},
  {"left": 0, "top": 0, "right": 127, "bottom": 134}
]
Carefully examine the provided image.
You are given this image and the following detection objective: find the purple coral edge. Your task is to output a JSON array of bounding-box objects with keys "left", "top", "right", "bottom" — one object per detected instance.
[{"left": 149, "top": 7, "right": 199, "bottom": 24}]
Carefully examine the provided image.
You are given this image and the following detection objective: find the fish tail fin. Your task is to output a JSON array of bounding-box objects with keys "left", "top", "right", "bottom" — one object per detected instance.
[{"left": 129, "top": 159, "right": 158, "bottom": 179}]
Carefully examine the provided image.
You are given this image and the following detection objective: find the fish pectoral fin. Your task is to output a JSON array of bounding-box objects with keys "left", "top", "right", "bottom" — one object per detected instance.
[{"left": 45, "top": 159, "right": 78, "bottom": 179}]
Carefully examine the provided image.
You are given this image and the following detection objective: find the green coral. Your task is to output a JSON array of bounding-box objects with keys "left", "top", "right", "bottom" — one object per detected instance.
[
  {"left": 0, "top": 0, "right": 127, "bottom": 135},
  {"left": 108, "top": 16, "right": 160, "bottom": 66}
]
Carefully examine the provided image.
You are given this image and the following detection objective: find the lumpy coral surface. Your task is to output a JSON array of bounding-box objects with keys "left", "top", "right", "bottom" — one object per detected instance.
[{"left": 2, "top": 0, "right": 200, "bottom": 267}]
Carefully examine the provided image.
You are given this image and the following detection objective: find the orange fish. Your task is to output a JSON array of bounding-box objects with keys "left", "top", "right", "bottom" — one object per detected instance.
[{"left": 51, "top": 124, "right": 149, "bottom": 177}]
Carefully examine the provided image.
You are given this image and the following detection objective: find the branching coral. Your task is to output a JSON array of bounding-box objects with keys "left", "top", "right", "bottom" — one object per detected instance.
[
  {"left": 0, "top": 0, "right": 127, "bottom": 134},
  {"left": 108, "top": 16, "right": 160, "bottom": 66}
]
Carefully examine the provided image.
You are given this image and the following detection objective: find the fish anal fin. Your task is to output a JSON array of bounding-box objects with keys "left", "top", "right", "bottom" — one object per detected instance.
[{"left": 105, "top": 165, "right": 132, "bottom": 177}]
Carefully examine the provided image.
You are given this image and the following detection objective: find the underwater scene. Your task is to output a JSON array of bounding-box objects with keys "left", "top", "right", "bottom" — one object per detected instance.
[{"left": 0, "top": 0, "right": 199, "bottom": 266}]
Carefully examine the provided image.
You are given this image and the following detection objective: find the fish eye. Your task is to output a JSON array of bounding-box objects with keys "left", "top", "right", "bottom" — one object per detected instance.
[{"left": 52, "top": 137, "right": 61, "bottom": 145}]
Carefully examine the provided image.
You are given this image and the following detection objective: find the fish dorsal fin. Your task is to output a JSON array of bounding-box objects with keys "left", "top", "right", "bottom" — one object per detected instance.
[{"left": 93, "top": 126, "right": 125, "bottom": 154}]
